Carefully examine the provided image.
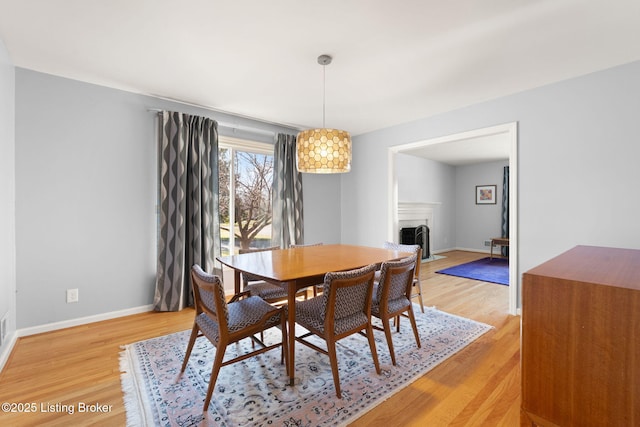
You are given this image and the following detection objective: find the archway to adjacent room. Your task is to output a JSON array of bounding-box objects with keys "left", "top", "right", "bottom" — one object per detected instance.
[{"left": 387, "top": 122, "right": 518, "bottom": 315}]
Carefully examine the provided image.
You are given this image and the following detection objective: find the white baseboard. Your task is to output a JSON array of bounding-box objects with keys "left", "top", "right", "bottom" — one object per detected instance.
[
  {"left": 431, "top": 247, "right": 490, "bottom": 254},
  {"left": 0, "top": 331, "right": 18, "bottom": 373},
  {"left": 431, "top": 248, "right": 455, "bottom": 254},
  {"left": 452, "top": 247, "right": 492, "bottom": 254},
  {"left": 16, "top": 304, "right": 155, "bottom": 338},
  {"left": 0, "top": 304, "right": 155, "bottom": 374}
]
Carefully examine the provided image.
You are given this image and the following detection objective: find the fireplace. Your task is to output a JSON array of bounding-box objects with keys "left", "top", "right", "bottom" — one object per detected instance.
[
  {"left": 400, "top": 225, "right": 430, "bottom": 259},
  {"left": 396, "top": 202, "right": 438, "bottom": 260}
]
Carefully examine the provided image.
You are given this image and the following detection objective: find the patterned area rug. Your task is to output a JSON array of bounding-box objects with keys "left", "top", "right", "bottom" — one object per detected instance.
[{"left": 120, "top": 307, "right": 491, "bottom": 426}]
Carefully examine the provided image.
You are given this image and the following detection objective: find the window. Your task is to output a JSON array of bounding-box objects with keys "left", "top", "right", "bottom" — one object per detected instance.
[{"left": 219, "top": 137, "right": 274, "bottom": 255}]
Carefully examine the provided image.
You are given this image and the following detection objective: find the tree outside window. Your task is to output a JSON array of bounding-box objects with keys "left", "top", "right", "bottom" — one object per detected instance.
[{"left": 219, "top": 142, "right": 273, "bottom": 255}]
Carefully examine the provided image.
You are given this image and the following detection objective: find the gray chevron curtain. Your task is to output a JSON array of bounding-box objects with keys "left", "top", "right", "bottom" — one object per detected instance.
[
  {"left": 501, "top": 166, "right": 509, "bottom": 257},
  {"left": 154, "top": 111, "right": 221, "bottom": 311},
  {"left": 271, "top": 133, "right": 304, "bottom": 248}
]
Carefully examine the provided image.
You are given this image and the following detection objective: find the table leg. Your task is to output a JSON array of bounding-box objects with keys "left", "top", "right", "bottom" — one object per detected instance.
[
  {"left": 234, "top": 270, "right": 241, "bottom": 294},
  {"left": 287, "top": 281, "right": 296, "bottom": 386},
  {"left": 490, "top": 241, "right": 494, "bottom": 260}
]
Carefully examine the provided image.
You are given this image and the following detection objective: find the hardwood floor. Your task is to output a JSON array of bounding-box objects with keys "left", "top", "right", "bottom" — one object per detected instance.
[{"left": 0, "top": 251, "right": 520, "bottom": 426}]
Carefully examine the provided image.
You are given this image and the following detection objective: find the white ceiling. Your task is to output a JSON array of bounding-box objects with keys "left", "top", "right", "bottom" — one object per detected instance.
[
  {"left": 1, "top": 0, "right": 639, "bottom": 140},
  {"left": 402, "top": 132, "right": 511, "bottom": 166}
]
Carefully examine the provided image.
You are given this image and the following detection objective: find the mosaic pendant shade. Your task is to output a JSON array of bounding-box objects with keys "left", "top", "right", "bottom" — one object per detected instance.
[{"left": 296, "top": 128, "right": 351, "bottom": 173}]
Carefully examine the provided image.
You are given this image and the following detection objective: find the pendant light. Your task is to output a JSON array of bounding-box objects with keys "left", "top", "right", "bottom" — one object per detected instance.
[{"left": 296, "top": 55, "right": 352, "bottom": 173}]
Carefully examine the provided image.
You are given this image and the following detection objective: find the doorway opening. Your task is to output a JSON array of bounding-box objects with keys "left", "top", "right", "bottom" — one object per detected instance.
[{"left": 387, "top": 122, "right": 518, "bottom": 315}]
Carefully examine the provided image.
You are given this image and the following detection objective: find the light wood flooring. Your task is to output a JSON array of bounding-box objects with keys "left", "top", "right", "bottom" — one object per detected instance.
[{"left": 0, "top": 251, "right": 520, "bottom": 426}]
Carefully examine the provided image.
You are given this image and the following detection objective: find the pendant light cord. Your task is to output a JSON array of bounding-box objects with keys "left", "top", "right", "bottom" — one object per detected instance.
[{"left": 322, "top": 62, "right": 326, "bottom": 128}]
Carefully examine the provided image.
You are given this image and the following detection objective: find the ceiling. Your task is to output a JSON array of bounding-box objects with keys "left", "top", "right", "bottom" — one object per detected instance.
[
  {"left": 402, "top": 132, "right": 510, "bottom": 166},
  {"left": 1, "top": 0, "right": 639, "bottom": 140}
]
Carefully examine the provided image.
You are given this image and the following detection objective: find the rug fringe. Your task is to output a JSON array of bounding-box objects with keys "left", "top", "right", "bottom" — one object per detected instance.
[
  {"left": 120, "top": 344, "right": 152, "bottom": 427},
  {"left": 424, "top": 306, "right": 496, "bottom": 330}
]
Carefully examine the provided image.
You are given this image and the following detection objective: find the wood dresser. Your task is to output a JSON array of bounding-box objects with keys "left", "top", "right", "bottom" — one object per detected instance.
[{"left": 521, "top": 246, "right": 639, "bottom": 427}]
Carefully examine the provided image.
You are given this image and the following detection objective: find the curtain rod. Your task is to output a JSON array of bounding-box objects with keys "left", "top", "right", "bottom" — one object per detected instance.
[{"left": 147, "top": 108, "right": 296, "bottom": 137}]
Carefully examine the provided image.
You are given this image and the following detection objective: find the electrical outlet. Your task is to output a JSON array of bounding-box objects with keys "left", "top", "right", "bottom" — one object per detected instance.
[
  {"left": 66, "top": 288, "right": 79, "bottom": 303},
  {"left": 484, "top": 240, "right": 492, "bottom": 247}
]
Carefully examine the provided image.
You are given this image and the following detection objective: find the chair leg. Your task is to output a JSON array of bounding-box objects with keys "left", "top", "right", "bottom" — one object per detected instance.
[
  {"left": 203, "top": 346, "right": 226, "bottom": 412},
  {"left": 181, "top": 323, "right": 199, "bottom": 372},
  {"left": 326, "top": 336, "right": 342, "bottom": 398},
  {"left": 381, "top": 317, "right": 397, "bottom": 366},
  {"left": 365, "top": 323, "right": 381, "bottom": 375},
  {"left": 413, "top": 280, "right": 425, "bottom": 313},
  {"left": 407, "top": 306, "right": 422, "bottom": 348}
]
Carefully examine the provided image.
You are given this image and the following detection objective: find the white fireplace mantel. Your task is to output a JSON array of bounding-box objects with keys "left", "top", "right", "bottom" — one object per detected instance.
[
  {"left": 397, "top": 202, "right": 440, "bottom": 221},
  {"left": 396, "top": 202, "right": 440, "bottom": 257}
]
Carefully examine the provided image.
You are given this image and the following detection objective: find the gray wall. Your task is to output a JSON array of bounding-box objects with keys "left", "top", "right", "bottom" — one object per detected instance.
[
  {"left": 8, "top": 55, "right": 640, "bottom": 328},
  {"left": 14, "top": 69, "right": 302, "bottom": 329},
  {"left": 302, "top": 173, "right": 342, "bottom": 245},
  {"left": 15, "top": 70, "right": 159, "bottom": 328},
  {"left": 455, "top": 160, "right": 509, "bottom": 252},
  {"left": 344, "top": 60, "right": 640, "bottom": 305},
  {"left": 396, "top": 153, "right": 456, "bottom": 251},
  {"left": 0, "top": 39, "right": 16, "bottom": 355},
  {"left": 396, "top": 154, "right": 508, "bottom": 253}
]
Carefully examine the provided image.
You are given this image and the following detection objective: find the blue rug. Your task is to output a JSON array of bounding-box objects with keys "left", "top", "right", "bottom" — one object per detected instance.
[{"left": 436, "top": 257, "right": 509, "bottom": 285}]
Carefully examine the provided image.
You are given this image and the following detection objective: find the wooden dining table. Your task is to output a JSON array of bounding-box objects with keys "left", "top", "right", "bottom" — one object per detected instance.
[{"left": 216, "top": 243, "right": 412, "bottom": 386}]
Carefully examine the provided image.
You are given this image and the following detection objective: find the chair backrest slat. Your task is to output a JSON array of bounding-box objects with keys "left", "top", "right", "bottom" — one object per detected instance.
[
  {"left": 191, "top": 264, "right": 228, "bottom": 329},
  {"left": 323, "top": 264, "right": 377, "bottom": 325},
  {"left": 383, "top": 241, "right": 422, "bottom": 280},
  {"left": 376, "top": 255, "right": 418, "bottom": 305}
]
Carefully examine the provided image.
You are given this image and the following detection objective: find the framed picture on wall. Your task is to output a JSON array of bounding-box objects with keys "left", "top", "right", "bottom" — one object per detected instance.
[{"left": 476, "top": 185, "right": 497, "bottom": 204}]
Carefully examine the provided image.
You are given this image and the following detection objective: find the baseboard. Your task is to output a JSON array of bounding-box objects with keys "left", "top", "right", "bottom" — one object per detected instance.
[
  {"left": 431, "top": 248, "right": 455, "bottom": 254},
  {"left": 0, "top": 304, "right": 155, "bottom": 374},
  {"left": 16, "top": 304, "right": 155, "bottom": 338},
  {"left": 0, "top": 331, "right": 18, "bottom": 374},
  {"left": 430, "top": 247, "right": 490, "bottom": 254},
  {"left": 452, "top": 247, "right": 492, "bottom": 254}
]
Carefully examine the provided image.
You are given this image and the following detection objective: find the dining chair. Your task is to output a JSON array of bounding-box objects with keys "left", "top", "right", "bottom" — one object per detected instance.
[
  {"left": 181, "top": 264, "right": 288, "bottom": 412},
  {"left": 381, "top": 241, "right": 425, "bottom": 312},
  {"left": 371, "top": 254, "right": 421, "bottom": 365},
  {"left": 290, "top": 242, "right": 324, "bottom": 297},
  {"left": 239, "top": 246, "right": 307, "bottom": 304},
  {"left": 294, "top": 263, "right": 381, "bottom": 398}
]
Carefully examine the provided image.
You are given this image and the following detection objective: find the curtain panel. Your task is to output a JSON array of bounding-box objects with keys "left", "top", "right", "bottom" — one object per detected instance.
[
  {"left": 271, "top": 133, "right": 304, "bottom": 248},
  {"left": 154, "top": 111, "right": 221, "bottom": 311},
  {"left": 501, "top": 166, "right": 509, "bottom": 257}
]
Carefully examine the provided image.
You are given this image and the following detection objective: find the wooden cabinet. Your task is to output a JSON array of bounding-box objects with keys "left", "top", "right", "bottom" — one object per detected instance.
[{"left": 521, "top": 246, "right": 640, "bottom": 427}]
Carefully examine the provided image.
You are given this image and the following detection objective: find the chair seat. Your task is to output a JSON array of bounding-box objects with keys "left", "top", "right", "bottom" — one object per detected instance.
[
  {"left": 196, "top": 295, "right": 281, "bottom": 345},
  {"left": 246, "top": 281, "right": 288, "bottom": 300},
  {"left": 371, "top": 254, "right": 421, "bottom": 366},
  {"left": 296, "top": 295, "right": 369, "bottom": 336},
  {"left": 183, "top": 264, "right": 287, "bottom": 412},
  {"left": 293, "top": 264, "right": 380, "bottom": 399}
]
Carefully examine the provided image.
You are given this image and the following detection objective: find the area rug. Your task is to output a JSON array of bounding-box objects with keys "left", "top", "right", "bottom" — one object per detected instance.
[
  {"left": 435, "top": 257, "right": 509, "bottom": 285},
  {"left": 120, "top": 307, "right": 491, "bottom": 427}
]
